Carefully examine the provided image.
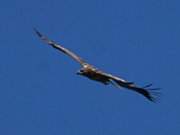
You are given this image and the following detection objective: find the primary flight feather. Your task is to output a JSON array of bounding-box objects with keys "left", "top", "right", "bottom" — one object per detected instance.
[{"left": 34, "top": 29, "right": 160, "bottom": 102}]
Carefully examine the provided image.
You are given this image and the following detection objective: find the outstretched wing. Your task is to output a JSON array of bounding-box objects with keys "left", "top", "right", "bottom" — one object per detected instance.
[
  {"left": 34, "top": 28, "right": 86, "bottom": 66},
  {"left": 97, "top": 71, "right": 160, "bottom": 102}
]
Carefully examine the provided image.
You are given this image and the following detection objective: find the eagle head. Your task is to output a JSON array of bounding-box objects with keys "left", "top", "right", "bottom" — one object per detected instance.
[{"left": 76, "top": 69, "right": 85, "bottom": 75}]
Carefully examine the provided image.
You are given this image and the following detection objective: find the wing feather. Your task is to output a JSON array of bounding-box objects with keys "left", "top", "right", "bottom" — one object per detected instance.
[
  {"left": 113, "top": 80, "right": 160, "bottom": 102},
  {"left": 98, "top": 71, "right": 160, "bottom": 102},
  {"left": 34, "top": 28, "right": 86, "bottom": 66}
]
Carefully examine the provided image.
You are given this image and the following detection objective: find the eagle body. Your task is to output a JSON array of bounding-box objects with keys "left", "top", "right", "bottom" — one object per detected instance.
[
  {"left": 34, "top": 29, "right": 160, "bottom": 102},
  {"left": 77, "top": 64, "right": 111, "bottom": 85}
]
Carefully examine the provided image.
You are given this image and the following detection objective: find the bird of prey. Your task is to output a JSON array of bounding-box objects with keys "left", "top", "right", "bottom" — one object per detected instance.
[{"left": 34, "top": 29, "right": 160, "bottom": 102}]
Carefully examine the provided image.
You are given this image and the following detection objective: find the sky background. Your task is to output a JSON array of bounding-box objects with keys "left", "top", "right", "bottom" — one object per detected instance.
[{"left": 0, "top": 0, "right": 180, "bottom": 134}]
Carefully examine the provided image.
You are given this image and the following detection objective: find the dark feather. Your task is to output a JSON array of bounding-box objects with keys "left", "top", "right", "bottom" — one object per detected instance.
[
  {"left": 34, "top": 28, "right": 86, "bottom": 66},
  {"left": 112, "top": 79, "right": 160, "bottom": 102}
]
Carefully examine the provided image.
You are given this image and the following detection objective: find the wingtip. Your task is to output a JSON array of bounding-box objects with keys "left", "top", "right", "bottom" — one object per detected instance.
[
  {"left": 144, "top": 88, "right": 161, "bottom": 103},
  {"left": 33, "top": 28, "right": 43, "bottom": 38}
]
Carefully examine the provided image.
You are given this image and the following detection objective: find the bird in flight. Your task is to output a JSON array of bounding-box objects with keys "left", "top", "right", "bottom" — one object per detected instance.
[{"left": 34, "top": 29, "right": 160, "bottom": 102}]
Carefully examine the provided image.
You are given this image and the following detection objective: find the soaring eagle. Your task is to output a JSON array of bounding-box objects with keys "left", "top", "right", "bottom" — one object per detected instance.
[{"left": 34, "top": 29, "right": 160, "bottom": 102}]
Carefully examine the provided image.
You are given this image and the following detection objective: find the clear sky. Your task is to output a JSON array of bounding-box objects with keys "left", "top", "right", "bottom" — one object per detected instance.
[{"left": 0, "top": 0, "right": 180, "bottom": 134}]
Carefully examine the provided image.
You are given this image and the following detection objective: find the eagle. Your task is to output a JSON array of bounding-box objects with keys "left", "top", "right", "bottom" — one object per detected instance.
[{"left": 34, "top": 29, "right": 160, "bottom": 102}]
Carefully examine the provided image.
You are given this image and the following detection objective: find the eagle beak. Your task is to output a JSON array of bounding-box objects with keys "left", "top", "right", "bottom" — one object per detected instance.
[{"left": 76, "top": 70, "right": 82, "bottom": 75}]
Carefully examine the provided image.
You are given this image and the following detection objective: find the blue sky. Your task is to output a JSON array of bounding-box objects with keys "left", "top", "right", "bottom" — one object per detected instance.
[{"left": 0, "top": 0, "right": 180, "bottom": 134}]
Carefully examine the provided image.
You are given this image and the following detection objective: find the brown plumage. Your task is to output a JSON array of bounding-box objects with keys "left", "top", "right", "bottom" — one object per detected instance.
[{"left": 34, "top": 29, "right": 160, "bottom": 102}]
